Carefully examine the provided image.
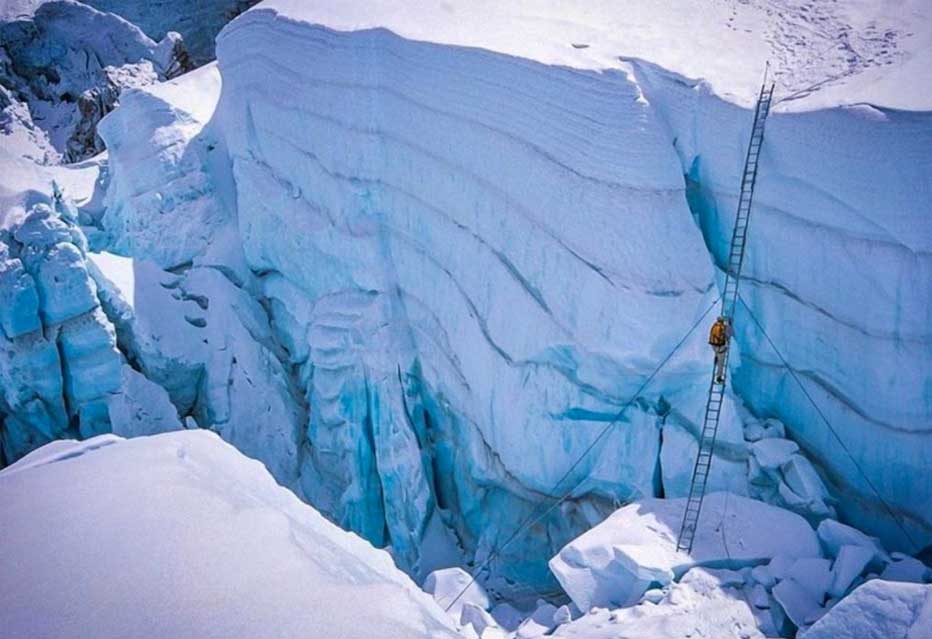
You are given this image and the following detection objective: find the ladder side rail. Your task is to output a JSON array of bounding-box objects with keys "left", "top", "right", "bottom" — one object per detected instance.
[
  {"left": 722, "top": 98, "right": 772, "bottom": 320},
  {"left": 676, "top": 368, "right": 721, "bottom": 550},
  {"left": 728, "top": 104, "right": 771, "bottom": 302},
  {"left": 721, "top": 100, "right": 763, "bottom": 320}
]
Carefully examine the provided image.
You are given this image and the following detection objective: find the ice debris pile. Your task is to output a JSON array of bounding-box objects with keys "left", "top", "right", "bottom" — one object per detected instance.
[
  {"left": 0, "top": 430, "right": 461, "bottom": 639},
  {"left": 543, "top": 492, "right": 931, "bottom": 637}
]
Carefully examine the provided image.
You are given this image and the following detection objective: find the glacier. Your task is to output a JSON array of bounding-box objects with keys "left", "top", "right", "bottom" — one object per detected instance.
[{"left": 0, "top": 1, "right": 930, "bottom": 636}]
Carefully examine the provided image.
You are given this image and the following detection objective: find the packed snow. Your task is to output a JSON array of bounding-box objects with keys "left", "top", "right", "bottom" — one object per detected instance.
[{"left": 0, "top": 430, "right": 461, "bottom": 639}]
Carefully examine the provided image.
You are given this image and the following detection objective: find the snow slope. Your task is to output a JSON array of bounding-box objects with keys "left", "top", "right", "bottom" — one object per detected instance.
[{"left": 0, "top": 430, "right": 461, "bottom": 639}]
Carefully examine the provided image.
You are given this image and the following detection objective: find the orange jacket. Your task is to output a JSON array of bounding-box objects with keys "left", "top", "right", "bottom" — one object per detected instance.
[{"left": 709, "top": 319, "right": 729, "bottom": 347}]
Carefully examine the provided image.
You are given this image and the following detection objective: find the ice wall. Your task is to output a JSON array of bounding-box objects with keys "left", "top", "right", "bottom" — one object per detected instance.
[
  {"left": 631, "top": 62, "right": 932, "bottom": 550},
  {"left": 214, "top": 13, "right": 719, "bottom": 585},
  {"left": 0, "top": 204, "right": 119, "bottom": 461},
  {"left": 96, "top": 63, "right": 306, "bottom": 491}
]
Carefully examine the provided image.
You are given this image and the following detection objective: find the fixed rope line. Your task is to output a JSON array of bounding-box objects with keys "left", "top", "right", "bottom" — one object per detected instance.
[
  {"left": 444, "top": 295, "right": 721, "bottom": 613},
  {"left": 737, "top": 295, "right": 921, "bottom": 553}
]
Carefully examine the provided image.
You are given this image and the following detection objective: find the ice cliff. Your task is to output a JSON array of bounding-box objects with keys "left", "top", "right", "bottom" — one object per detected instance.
[
  {"left": 1, "top": 0, "right": 930, "bottom": 608},
  {"left": 207, "top": 0, "right": 931, "bottom": 584}
]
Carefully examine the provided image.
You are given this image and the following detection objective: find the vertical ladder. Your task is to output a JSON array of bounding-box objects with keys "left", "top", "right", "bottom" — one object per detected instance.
[{"left": 676, "top": 78, "right": 775, "bottom": 554}]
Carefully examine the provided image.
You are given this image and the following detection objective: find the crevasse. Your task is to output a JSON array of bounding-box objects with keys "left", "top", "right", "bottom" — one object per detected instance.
[{"left": 23, "top": 2, "right": 929, "bottom": 593}]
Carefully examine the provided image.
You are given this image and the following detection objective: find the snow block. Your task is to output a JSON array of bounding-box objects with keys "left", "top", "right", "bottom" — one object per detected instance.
[
  {"left": 817, "top": 519, "right": 887, "bottom": 562},
  {"left": 515, "top": 601, "right": 558, "bottom": 638},
  {"left": 829, "top": 545, "right": 875, "bottom": 598},
  {"left": 750, "top": 564, "right": 776, "bottom": 588},
  {"left": 549, "top": 493, "right": 820, "bottom": 611},
  {"left": 460, "top": 602, "right": 500, "bottom": 637},
  {"left": 788, "top": 557, "right": 832, "bottom": 601},
  {"left": 781, "top": 454, "right": 834, "bottom": 517},
  {"left": 424, "top": 567, "right": 490, "bottom": 619},
  {"left": 880, "top": 554, "right": 932, "bottom": 584},
  {"left": 773, "top": 577, "right": 823, "bottom": 629},
  {"left": 490, "top": 602, "right": 524, "bottom": 631},
  {"left": 751, "top": 438, "right": 799, "bottom": 469},
  {"left": 801, "top": 580, "right": 932, "bottom": 639}
]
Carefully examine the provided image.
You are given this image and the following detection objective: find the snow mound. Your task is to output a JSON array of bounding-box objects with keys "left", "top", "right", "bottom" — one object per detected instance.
[
  {"left": 800, "top": 579, "right": 932, "bottom": 639},
  {"left": 549, "top": 492, "right": 821, "bottom": 611},
  {"left": 0, "top": 430, "right": 460, "bottom": 639}
]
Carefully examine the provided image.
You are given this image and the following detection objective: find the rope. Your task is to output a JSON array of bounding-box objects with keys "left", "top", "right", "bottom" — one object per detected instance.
[
  {"left": 444, "top": 295, "right": 721, "bottom": 613},
  {"left": 737, "top": 295, "right": 922, "bottom": 552}
]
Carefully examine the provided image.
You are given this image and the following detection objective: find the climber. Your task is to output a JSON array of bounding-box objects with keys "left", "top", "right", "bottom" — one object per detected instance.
[{"left": 709, "top": 316, "right": 731, "bottom": 384}]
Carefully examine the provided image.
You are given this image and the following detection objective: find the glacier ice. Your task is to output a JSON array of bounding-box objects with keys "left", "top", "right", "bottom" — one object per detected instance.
[
  {"left": 0, "top": 204, "right": 123, "bottom": 461},
  {"left": 829, "top": 545, "right": 874, "bottom": 598},
  {"left": 82, "top": 0, "right": 257, "bottom": 65},
  {"left": 634, "top": 61, "right": 932, "bottom": 549},
  {"left": 203, "top": 1, "right": 931, "bottom": 583},
  {"left": 211, "top": 5, "right": 721, "bottom": 585}
]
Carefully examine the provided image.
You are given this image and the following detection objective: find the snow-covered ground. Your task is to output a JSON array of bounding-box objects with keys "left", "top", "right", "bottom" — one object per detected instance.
[
  {"left": 0, "top": 430, "right": 461, "bottom": 639},
  {"left": 256, "top": 0, "right": 932, "bottom": 110}
]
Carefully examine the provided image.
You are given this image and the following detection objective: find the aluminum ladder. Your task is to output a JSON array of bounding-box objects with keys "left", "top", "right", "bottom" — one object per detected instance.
[{"left": 676, "top": 78, "right": 776, "bottom": 554}]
